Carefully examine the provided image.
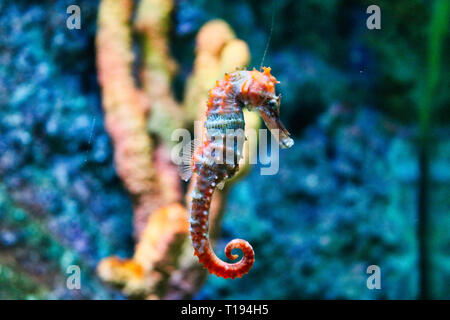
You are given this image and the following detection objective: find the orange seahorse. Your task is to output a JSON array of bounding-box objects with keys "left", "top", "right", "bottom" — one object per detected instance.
[{"left": 181, "top": 67, "right": 294, "bottom": 279}]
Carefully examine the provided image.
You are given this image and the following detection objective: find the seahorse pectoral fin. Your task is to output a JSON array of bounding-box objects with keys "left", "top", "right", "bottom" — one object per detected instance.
[
  {"left": 216, "top": 180, "right": 226, "bottom": 190},
  {"left": 259, "top": 109, "right": 294, "bottom": 149}
]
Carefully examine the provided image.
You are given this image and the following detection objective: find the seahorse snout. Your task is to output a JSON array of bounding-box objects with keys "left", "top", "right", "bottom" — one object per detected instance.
[{"left": 259, "top": 108, "right": 294, "bottom": 149}]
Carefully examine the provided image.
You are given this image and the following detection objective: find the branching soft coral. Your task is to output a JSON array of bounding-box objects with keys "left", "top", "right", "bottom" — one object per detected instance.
[{"left": 96, "top": 0, "right": 256, "bottom": 299}]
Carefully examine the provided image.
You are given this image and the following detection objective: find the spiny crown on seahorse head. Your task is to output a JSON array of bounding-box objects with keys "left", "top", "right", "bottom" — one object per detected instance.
[{"left": 180, "top": 67, "right": 293, "bottom": 279}]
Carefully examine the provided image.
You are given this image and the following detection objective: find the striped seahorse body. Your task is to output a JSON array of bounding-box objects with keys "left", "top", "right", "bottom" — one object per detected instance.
[{"left": 189, "top": 67, "right": 293, "bottom": 279}]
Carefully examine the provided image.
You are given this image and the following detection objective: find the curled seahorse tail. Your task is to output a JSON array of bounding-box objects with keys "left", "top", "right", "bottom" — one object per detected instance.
[
  {"left": 194, "top": 235, "right": 255, "bottom": 280},
  {"left": 190, "top": 168, "right": 255, "bottom": 279}
]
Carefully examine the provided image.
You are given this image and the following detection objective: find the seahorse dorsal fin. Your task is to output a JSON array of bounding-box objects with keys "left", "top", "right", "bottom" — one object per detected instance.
[
  {"left": 178, "top": 138, "right": 201, "bottom": 182},
  {"left": 178, "top": 163, "right": 193, "bottom": 182}
]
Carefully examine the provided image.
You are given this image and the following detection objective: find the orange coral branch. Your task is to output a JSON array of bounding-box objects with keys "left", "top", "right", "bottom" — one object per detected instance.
[
  {"left": 96, "top": 0, "right": 180, "bottom": 238},
  {"left": 135, "top": 0, "right": 184, "bottom": 145},
  {"left": 98, "top": 203, "right": 189, "bottom": 298}
]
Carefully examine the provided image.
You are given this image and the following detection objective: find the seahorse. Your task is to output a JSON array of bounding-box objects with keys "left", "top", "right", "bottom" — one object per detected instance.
[{"left": 181, "top": 67, "right": 294, "bottom": 279}]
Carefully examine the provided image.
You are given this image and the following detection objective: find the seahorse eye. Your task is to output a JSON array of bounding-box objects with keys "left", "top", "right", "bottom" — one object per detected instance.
[{"left": 267, "top": 99, "right": 277, "bottom": 109}]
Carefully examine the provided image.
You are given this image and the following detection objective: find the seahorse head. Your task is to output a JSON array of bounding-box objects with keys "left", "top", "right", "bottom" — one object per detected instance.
[{"left": 242, "top": 67, "right": 293, "bottom": 149}]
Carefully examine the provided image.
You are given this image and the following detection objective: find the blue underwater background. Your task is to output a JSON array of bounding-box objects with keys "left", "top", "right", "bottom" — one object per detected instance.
[{"left": 0, "top": 0, "right": 449, "bottom": 299}]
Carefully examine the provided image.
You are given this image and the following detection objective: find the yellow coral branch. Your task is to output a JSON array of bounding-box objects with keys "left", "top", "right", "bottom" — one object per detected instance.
[{"left": 135, "top": 0, "right": 184, "bottom": 146}]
